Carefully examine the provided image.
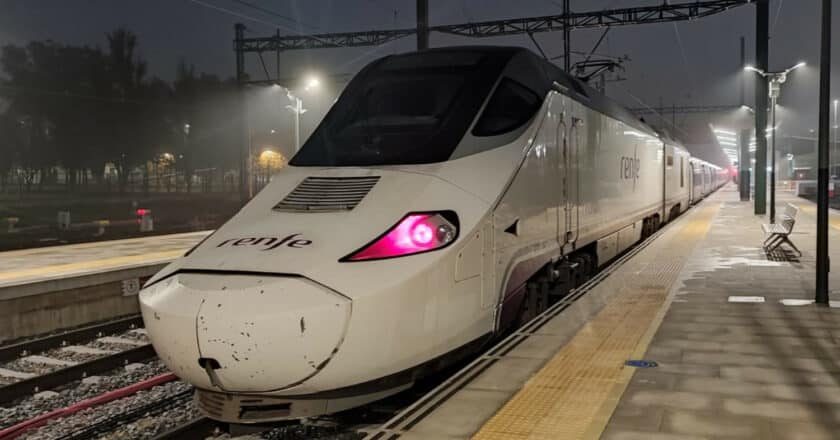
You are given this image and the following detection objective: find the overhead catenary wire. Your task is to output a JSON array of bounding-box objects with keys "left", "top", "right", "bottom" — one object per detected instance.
[
  {"left": 230, "top": 0, "right": 320, "bottom": 31},
  {"left": 666, "top": 0, "right": 700, "bottom": 108},
  {"left": 188, "top": 0, "right": 406, "bottom": 77},
  {"left": 187, "top": 0, "right": 290, "bottom": 32},
  {"left": 187, "top": 0, "right": 347, "bottom": 49},
  {"left": 613, "top": 83, "right": 691, "bottom": 139}
]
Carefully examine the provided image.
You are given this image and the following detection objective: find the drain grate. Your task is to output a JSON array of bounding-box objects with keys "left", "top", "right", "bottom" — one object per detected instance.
[{"left": 624, "top": 359, "right": 658, "bottom": 368}]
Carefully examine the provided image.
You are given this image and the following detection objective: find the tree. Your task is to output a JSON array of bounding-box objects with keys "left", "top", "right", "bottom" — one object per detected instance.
[
  {"left": 102, "top": 28, "right": 151, "bottom": 193},
  {"left": 0, "top": 114, "right": 19, "bottom": 192}
]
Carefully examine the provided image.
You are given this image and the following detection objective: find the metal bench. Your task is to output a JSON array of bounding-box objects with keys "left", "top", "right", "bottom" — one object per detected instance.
[{"left": 762, "top": 203, "right": 801, "bottom": 256}]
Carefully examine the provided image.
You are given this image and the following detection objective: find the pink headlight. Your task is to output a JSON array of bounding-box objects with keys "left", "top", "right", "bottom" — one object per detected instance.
[
  {"left": 411, "top": 222, "right": 434, "bottom": 245},
  {"left": 343, "top": 212, "right": 457, "bottom": 261}
]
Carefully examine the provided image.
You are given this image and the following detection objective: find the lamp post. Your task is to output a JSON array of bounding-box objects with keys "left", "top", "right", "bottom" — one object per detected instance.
[
  {"left": 182, "top": 123, "right": 191, "bottom": 193},
  {"left": 745, "top": 61, "right": 806, "bottom": 223},
  {"left": 280, "top": 75, "right": 321, "bottom": 152},
  {"left": 833, "top": 99, "right": 838, "bottom": 177},
  {"left": 286, "top": 93, "right": 305, "bottom": 151}
]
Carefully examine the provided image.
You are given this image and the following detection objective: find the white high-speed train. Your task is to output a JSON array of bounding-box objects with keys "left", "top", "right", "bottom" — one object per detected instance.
[{"left": 139, "top": 46, "right": 727, "bottom": 424}]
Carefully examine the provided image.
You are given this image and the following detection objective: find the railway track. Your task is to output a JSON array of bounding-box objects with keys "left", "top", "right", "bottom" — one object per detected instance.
[
  {"left": 58, "top": 387, "right": 194, "bottom": 440},
  {"left": 0, "top": 315, "right": 155, "bottom": 405},
  {"left": 3, "top": 208, "right": 677, "bottom": 439}
]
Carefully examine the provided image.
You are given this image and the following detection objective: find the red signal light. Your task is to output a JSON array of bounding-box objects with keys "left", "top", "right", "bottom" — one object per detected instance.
[{"left": 136, "top": 209, "right": 147, "bottom": 216}]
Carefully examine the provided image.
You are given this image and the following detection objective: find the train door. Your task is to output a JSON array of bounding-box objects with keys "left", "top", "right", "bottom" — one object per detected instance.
[
  {"left": 689, "top": 161, "right": 699, "bottom": 203},
  {"left": 562, "top": 106, "right": 582, "bottom": 249},
  {"left": 556, "top": 101, "right": 568, "bottom": 249}
]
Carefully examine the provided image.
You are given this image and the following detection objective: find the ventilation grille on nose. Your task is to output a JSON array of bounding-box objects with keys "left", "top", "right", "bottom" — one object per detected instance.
[{"left": 273, "top": 176, "right": 380, "bottom": 212}]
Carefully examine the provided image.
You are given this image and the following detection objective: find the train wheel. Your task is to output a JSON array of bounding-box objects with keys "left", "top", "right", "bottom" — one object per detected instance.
[
  {"left": 641, "top": 217, "right": 651, "bottom": 240},
  {"left": 518, "top": 280, "right": 540, "bottom": 326}
]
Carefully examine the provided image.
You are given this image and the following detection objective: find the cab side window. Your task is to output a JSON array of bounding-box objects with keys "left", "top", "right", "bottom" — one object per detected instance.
[{"left": 472, "top": 78, "right": 542, "bottom": 137}]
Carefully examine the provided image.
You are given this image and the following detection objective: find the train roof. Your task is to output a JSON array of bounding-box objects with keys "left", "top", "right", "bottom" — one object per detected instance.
[{"left": 401, "top": 46, "right": 665, "bottom": 141}]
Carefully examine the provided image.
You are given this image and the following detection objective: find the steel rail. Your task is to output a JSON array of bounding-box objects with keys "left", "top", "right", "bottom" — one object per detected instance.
[
  {"left": 0, "top": 315, "right": 144, "bottom": 364},
  {"left": 0, "top": 344, "right": 156, "bottom": 405},
  {"left": 59, "top": 388, "right": 194, "bottom": 440}
]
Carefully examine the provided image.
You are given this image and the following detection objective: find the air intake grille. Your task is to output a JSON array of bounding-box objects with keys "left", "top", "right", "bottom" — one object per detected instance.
[{"left": 273, "top": 176, "right": 380, "bottom": 212}]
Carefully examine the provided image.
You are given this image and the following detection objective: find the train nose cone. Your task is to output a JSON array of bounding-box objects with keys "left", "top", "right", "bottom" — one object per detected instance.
[{"left": 140, "top": 273, "right": 351, "bottom": 393}]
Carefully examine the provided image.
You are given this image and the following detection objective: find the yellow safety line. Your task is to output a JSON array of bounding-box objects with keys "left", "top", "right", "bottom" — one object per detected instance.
[
  {"left": 472, "top": 202, "right": 720, "bottom": 440},
  {"left": 0, "top": 249, "right": 184, "bottom": 282}
]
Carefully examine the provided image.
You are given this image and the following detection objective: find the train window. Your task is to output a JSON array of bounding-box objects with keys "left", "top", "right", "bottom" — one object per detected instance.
[
  {"left": 291, "top": 50, "right": 510, "bottom": 166},
  {"left": 472, "top": 78, "right": 542, "bottom": 137},
  {"left": 666, "top": 155, "right": 674, "bottom": 167},
  {"left": 680, "top": 157, "right": 685, "bottom": 187}
]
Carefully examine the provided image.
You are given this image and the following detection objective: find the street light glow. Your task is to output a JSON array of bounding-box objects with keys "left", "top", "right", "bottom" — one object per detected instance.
[
  {"left": 744, "top": 65, "right": 764, "bottom": 75},
  {"left": 304, "top": 75, "right": 321, "bottom": 91}
]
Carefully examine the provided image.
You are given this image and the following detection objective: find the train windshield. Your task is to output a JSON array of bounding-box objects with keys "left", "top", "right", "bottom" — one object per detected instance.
[{"left": 291, "top": 50, "right": 511, "bottom": 166}]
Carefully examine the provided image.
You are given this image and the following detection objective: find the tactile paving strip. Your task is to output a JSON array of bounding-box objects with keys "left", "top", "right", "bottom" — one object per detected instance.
[{"left": 472, "top": 203, "right": 720, "bottom": 440}]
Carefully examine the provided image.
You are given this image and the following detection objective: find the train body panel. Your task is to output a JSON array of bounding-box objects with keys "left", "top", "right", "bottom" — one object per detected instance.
[{"left": 139, "top": 45, "right": 728, "bottom": 424}]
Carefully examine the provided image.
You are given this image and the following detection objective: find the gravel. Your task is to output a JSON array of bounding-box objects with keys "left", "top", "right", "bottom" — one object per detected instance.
[
  {"left": 206, "top": 422, "right": 365, "bottom": 440},
  {"left": 15, "top": 380, "right": 193, "bottom": 440},
  {"left": 0, "top": 360, "right": 168, "bottom": 430},
  {"left": 0, "top": 329, "right": 150, "bottom": 387},
  {"left": 96, "top": 398, "right": 201, "bottom": 440}
]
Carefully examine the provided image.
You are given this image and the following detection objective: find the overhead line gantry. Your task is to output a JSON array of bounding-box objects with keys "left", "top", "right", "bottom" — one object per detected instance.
[{"left": 235, "top": 0, "right": 753, "bottom": 55}]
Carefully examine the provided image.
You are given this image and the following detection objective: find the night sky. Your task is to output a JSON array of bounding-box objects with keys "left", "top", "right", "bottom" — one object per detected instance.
[{"left": 1, "top": 0, "right": 837, "bottom": 164}]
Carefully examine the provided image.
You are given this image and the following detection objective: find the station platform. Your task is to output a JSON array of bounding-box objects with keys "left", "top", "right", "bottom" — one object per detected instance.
[
  {"left": 373, "top": 186, "right": 840, "bottom": 440},
  {"left": 0, "top": 231, "right": 209, "bottom": 341},
  {"left": 0, "top": 231, "right": 209, "bottom": 289}
]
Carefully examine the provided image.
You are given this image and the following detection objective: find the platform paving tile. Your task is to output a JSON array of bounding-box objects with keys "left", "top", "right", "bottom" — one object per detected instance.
[
  {"left": 661, "top": 410, "right": 768, "bottom": 438},
  {"left": 623, "top": 390, "right": 716, "bottom": 411},
  {"left": 601, "top": 429, "right": 710, "bottom": 440},
  {"left": 621, "top": 369, "right": 679, "bottom": 391},
  {"left": 504, "top": 333, "right": 578, "bottom": 360},
  {"left": 766, "top": 420, "right": 840, "bottom": 440},
  {"left": 680, "top": 351, "right": 840, "bottom": 372},
  {"left": 602, "top": 189, "right": 840, "bottom": 439},
  {"left": 660, "top": 322, "right": 836, "bottom": 339},
  {"left": 719, "top": 365, "right": 840, "bottom": 386},
  {"left": 467, "top": 357, "right": 546, "bottom": 393},
  {"left": 723, "top": 397, "right": 840, "bottom": 423},
  {"left": 605, "top": 404, "right": 665, "bottom": 432},
  {"left": 656, "top": 338, "right": 840, "bottom": 358},
  {"left": 644, "top": 345, "right": 683, "bottom": 363},
  {"left": 649, "top": 362, "right": 720, "bottom": 378},
  {"left": 406, "top": 389, "right": 512, "bottom": 438}
]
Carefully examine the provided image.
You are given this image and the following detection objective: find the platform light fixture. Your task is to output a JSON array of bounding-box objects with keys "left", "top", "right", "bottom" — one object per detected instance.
[
  {"left": 712, "top": 126, "right": 740, "bottom": 164},
  {"left": 745, "top": 61, "right": 807, "bottom": 222}
]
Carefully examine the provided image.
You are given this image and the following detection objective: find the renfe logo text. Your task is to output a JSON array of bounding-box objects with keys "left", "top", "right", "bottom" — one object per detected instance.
[{"left": 216, "top": 234, "right": 312, "bottom": 251}]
